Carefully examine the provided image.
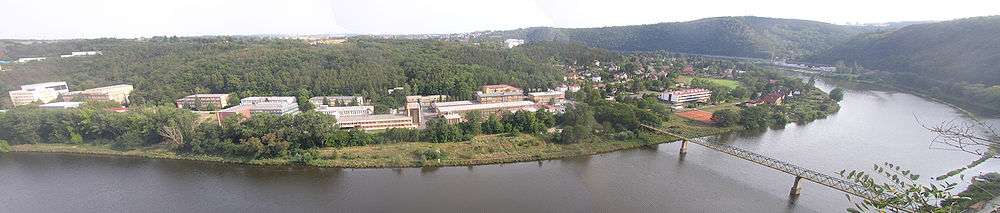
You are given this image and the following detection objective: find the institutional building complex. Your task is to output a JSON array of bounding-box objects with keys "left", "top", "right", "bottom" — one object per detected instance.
[
  {"left": 175, "top": 94, "right": 230, "bottom": 110},
  {"left": 659, "top": 88, "right": 712, "bottom": 107}
]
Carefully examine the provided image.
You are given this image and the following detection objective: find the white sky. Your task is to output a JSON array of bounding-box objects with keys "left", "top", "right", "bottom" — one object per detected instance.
[{"left": 1, "top": 0, "right": 998, "bottom": 39}]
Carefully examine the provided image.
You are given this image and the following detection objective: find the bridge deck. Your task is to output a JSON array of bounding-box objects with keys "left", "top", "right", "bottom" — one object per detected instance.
[{"left": 641, "top": 125, "right": 890, "bottom": 201}]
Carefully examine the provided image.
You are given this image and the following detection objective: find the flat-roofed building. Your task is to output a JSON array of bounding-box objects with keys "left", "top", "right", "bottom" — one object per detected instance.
[
  {"left": 309, "top": 96, "right": 364, "bottom": 106},
  {"left": 434, "top": 100, "right": 537, "bottom": 116},
  {"left": 316, "top": 105, "right": 374, "bottom": 117},
  {"left": 80, "top": 84, "right": 134, "bottom": 104},
  {"left": 240, "top": 96, "right": 299, "bottom": 115},
  {"left": 659, "top": 88, "right": 712, "bottom": 107},
  {"left": 175, "top": 94, "right": 230, "bottom": 110},
  {"left": 8, "top": 89, "right": 60, "bottom": 106},
  {"left": 406, "top": 102, "right": 422, "bottom": 125},
  {"left": 16, "top": 57, "right": 46, "bottom": 63},
  {"left": 39, "top": 101, "right": 82, "bottom": 109},
  {"left": 336, "top": 114, "right": 416, "bottom": 131},
  {"left": 21, "top": 82, "right": 70, "bottom": 94},
  {"left": 528, "top": 91, "right": 566, "bottom": 105},
  {"left": 476, "top": 84, "right": 526, "bottom": 104},
  {"left": 405, "top": 95, "right": 448, "bottom": 103}
]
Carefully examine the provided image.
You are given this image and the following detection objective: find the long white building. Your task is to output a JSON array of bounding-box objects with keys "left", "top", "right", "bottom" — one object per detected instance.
[{"left": 239, "top": 96, "right": 299, "bottom": 115}]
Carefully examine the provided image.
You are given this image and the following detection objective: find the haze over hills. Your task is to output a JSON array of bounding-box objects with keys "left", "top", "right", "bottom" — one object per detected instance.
[
  {"left": 808, "top": 16, "right": 1000, "bottom": 84},
  {"left": 492, "top": 16, "right": 883, "bottom": 59}
]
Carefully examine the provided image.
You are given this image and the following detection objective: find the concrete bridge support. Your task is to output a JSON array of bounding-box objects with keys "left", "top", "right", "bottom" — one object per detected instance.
[{"left": 790, "top": 176, "right": 803, "bottom": 196}]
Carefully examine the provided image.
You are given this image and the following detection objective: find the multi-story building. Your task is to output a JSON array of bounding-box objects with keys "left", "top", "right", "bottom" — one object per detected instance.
[
  {"left": 8, "top": 89, "right": 60, "bottom": 106},
  {"left": 406, "top": 102, "right": 422, "bottom": 125},
  {"left": 240, "top": 96, "right": 299, "bottom": 115},
  {"left": 20, "top": 82, "right": 70, "bottom": 94},
  {"left": 316, "top": 105, "right": 374, "bottom": 117},
  {"left": 434, "top": 100, "right": 537, "bottom": 117},
  {"left": 476, "top": 84, "right": 526, "bottom": 104},
  {"left": 175, "top": 94, "right": 230, "bottom": 110},
  {"left": 659, "top": 88, "right": 712, "bottom": 107},
  {"left": 528, "top": 91, "right": 566, "bottom": 105},
  {"left": 405, "top": 95, "right": 448, "bottom": 103},
  {"left": 79, "top": 84, "right": 134, "bottom": 104},
  {"left": 309, "top": 96, "right": 364, "bottom": 106},
  {"left": 336, "top": 114, "right": 416, "bottom": 131}
]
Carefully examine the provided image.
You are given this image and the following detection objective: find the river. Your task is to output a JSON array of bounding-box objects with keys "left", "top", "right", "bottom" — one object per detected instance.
[{"left": 1, "top": 79, "right": 997, "bottom": 213}]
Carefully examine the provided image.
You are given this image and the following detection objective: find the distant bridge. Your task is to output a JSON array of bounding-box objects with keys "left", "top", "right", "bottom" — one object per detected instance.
[{"left": 640, "top": 124, "right": 909, "bottom": 212}]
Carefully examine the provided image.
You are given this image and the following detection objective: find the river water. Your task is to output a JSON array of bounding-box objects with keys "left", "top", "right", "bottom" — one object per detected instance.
[{"left": 1, "top": 80, "right": 997, "bottom": 213}]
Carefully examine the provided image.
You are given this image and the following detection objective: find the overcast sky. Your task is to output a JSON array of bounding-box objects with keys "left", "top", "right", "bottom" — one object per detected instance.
[{"left": 2, "top": 0, "right": 998, "bottom": 39}]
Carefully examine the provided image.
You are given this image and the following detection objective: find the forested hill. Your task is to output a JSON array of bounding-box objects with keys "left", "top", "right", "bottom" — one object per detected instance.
[
  {"left": 493, "top": 16, "right": 876, "bottom": 59},
  {"left": 808, "top": 16, "right": 1000, "bottom": 84},
  {"left": 0, "top": 38, "right": 616, "bottom": 108}
]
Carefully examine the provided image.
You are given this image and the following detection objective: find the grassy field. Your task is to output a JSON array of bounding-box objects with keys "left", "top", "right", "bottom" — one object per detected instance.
[{"left": 9, "top": 115, "right": 733, "bottom": 168}]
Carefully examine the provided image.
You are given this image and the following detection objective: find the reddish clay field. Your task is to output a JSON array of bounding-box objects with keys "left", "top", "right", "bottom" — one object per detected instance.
[{"left": 675, "top": 110, "right": 714, "bottom": 123}]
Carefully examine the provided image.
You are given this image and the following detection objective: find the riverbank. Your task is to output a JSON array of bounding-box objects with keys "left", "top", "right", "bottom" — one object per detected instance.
[
  {"left": 8, "top": 113, "right": 743, "bottom": 168},
  {"left": 777, "top": 68, "right": 997, "bottom": 119}
]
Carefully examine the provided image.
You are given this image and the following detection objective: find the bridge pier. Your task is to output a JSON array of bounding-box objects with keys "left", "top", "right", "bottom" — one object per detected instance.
[
  {"left": 679, "top": 140, "right": 688, "bottom": 154},
  {"left": 790, "top": 176, "right": 803, "bottom": 196}
]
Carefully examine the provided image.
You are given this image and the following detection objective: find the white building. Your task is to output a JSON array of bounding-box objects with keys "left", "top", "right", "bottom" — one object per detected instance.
[
  {"left": 659, "top": 88, "right": 712, "bottom": 107},
  {"left": 336, "top": 114, "right": 416, "bottom": 131},
  {"left": 21, "top": 82, "right": 70, "bottom": 94},
  {"left": 309, "top": 96, "right": 364, "bottom": 106},
  {"left": 504, "top": 39, "right": 525, "bottom": 48},
  {"left": 240, "top": 96, "right": 299, "bottom": 115},
  {"left": 8, "top": 89, "right": 60, "bottom": 106},
  {"left": 39, "top": 102, "right": 82, "bottom": 109},
  {"left": 316, "top": 105, "right": 374, "bottom": 118},
  {"left": 16, "top": 57, "right": 47, "bottom": 63}
]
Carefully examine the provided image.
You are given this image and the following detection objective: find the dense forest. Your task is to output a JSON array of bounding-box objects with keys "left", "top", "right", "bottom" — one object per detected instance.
[
  {"left": 808, "top": 16, "right": 1000, "bottom": 84},
  {"left": 492, "top": 16, "right": 878, "bottom": 58},
  {"left": 0, "top": 38, "right": 616, "bottom": 109},
  {"left": 806, "top": 16, "right": 1000, "bottom": 113}
]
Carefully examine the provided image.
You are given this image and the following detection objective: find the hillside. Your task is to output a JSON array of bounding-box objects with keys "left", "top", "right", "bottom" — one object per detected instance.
[
  {"left": 494, "top": 16, "right": 876, "bottom": 59},
  {"left": 809, "top": 16, "right": 1000, "bottom": 84},
  {"left": 0, "top": 38, "right": 615, "bottom": 108}
]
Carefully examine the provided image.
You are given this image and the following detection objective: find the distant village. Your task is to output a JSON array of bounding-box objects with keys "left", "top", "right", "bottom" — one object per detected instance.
[{"left": 4, "top": 44, "right": 797, "bottom": 129}]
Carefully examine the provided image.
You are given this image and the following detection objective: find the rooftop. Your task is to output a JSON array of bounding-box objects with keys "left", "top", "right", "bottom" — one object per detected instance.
[
  {"left": 528, "top": 91, "right": 565, "bottom": 96},
  {"left": 337, "top": 114, "right": 412, "bottom": 123},
  {"left": 181, "top": 94, "right": 228, "bottom": 98},
  {"left": 665, "top": 88, "right": 711, "bottom": 96}
]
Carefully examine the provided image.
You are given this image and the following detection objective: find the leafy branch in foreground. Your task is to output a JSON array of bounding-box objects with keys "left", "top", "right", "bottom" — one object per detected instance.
[
  {"left": 839, "top": 162, "right": 966, "bottom": 213},
  {"left": 924, "top": 119, "right": 999, "bottom": 160}
]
